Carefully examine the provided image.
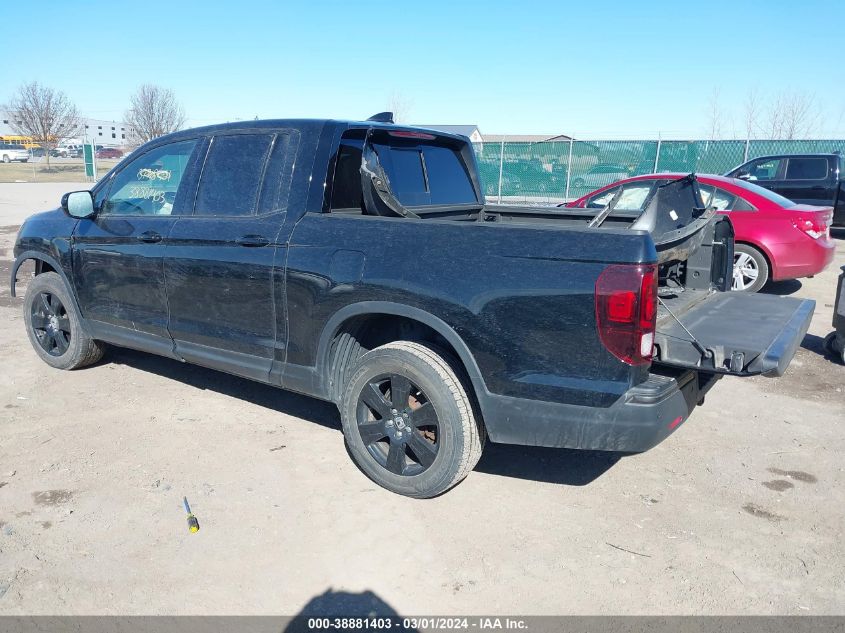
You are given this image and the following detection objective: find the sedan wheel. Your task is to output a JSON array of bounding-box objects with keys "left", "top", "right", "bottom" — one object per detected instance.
[{"left": 731, "top": 245, "right": 769, "bottom": 293}]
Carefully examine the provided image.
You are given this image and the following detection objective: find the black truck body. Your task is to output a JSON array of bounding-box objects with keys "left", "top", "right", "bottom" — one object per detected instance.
[
  {"left": 11, "top": 118, "right": 815, "bottom": 497},
  {"left": 725, "top": 153, "right": 845, "bottom": 227}
]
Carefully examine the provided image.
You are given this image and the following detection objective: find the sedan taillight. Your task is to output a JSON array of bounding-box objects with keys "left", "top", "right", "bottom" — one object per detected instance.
[{"left": 793, "top": 212, "right": 832, "bottom": 240}]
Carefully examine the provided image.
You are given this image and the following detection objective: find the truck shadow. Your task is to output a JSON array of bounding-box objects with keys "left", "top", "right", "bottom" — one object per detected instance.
[
  {"left": 106, "top": 347, "right": 342, "bottom": 431},
  {"left": 475, "top": 443, "right": 622, "bottom": 486},
  {"left": 106, "top": 348, "right": 622, "bottom": 487}
]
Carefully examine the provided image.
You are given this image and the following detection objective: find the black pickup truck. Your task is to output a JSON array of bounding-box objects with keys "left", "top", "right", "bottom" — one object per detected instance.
[
  {"left": 725, "top": 153, "right": 845, "bottom": 227},
  {"left": 11, "top": 115, "right": 815, "bottom": 497}
]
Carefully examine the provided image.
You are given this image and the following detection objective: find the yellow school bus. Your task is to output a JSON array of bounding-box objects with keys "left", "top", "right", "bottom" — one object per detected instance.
[{"left": 0, "top": 135, "right": 40, "bottom": 149}]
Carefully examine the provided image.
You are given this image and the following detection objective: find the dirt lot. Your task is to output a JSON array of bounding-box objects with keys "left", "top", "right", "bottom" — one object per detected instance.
[{"left": 0, "top": 184, "right": 843, "bottom": 615}]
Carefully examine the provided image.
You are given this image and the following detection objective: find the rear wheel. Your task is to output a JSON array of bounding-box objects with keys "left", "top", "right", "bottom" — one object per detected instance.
[
  {"left": 339, "top": 341, "right": 484, "bottom": 498},
  {"left": 732, "top": 244, "right": 769, "bottom": 293},
  {"left": 23, "top": 272, "right": 105, "bottom": 370}
]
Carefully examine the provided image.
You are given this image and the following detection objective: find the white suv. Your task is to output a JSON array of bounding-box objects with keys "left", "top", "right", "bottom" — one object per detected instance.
[
  {"left": 0, "top": 143, "right": 30, "bottom": 163},
  {"left": 54, "top": 144, "right": 83, "bottom": 158}
]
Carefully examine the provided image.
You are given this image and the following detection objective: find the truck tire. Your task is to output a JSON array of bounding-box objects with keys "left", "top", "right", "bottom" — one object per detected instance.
[
  {"left": 339, "top": 341, "right": 484, "bottom": 498},
  {"left": 23, "top": 272, "right": 105, "bottom": 370},
  {"left": 732, "top": 244, "right": 769, "bottom": 293}
]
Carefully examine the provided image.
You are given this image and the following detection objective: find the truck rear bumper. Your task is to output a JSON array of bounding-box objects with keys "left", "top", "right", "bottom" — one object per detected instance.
[{"left": 481, "top": 370, "right": 721, "bottom": 452}]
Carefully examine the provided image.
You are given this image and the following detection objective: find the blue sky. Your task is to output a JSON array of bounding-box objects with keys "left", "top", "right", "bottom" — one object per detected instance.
[{"left": 3, "top": 0, "right": 844, "bottom": 138}]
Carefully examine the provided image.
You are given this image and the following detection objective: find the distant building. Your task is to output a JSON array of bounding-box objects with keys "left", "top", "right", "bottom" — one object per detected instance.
[
  {"left": 0, "top": 110, "right": 128, "bottom": 147},
  {"left": 415, "top": 124, "right": 483, "bottom": 144},
  {"left": 78, "top": 118, "right": 129, "bottom": 146},
  {"left": 482, "top": 133, "right": 574, "bottom": 143}
]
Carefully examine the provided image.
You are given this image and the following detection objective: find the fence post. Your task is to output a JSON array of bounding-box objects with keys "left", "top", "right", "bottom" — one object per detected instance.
[
  {"left": 564, "top": 138, "right": 574, "bottom": 200},
  {"left": 497, "top": 138, "right": 505, "bottom": 204},
  {"left": 653, "top": 136, "right": 662, "bottom": 173},
  {"left": 743, "top": 138, "right": 750, "bottom": 163}
]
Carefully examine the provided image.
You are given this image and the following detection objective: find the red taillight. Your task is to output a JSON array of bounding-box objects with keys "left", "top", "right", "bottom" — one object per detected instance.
[
  {"left": 595, "top": 264, "right": 657, "bottom": 365},
  {"left": 793, "top": 211, "right": 832, "bottom": 240}
]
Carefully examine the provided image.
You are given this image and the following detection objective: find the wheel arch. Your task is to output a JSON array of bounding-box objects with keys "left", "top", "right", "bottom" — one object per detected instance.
[
  {"left": 735, "top": 240, "right": 775, "bottom": 280},
  {"left": 316, "top": 301, "right": 490, "bottom": 408},
  {"left": 10, "top": 251, "right": 90, "bottom": 334}
]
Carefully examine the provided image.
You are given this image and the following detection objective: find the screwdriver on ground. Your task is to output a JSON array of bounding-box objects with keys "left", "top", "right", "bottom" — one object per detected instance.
[{"left": 183, "top": 496, "right": 200, "bottom": 533}]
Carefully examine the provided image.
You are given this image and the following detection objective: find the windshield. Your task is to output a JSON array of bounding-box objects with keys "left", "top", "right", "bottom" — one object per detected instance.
[{"left": 729, "top": 178, "right": 796, "bottom": 207}]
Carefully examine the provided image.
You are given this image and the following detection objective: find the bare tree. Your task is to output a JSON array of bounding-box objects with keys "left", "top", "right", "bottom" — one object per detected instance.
[
  {"left": 763, "top": 92, "right": 820, "bottom": 140},
  {"left": 124, "top": 84, "right": 186, "bottom": 145},
  {"left": 705, "top": 87, "right": 726, "bottom": 140},
  {"left": 743, "top": 88, "right": 761, "bottom": 140},
  {"left": 387, "top": 91, "right": 413, "bottom": 124},
  {"left": 4, "top": 82, "right": 80, "bottom": 169}
]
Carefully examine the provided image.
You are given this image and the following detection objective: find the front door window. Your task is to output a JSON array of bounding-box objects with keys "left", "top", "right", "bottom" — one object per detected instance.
[{"left": 101, "top": 139, "right": 198, "bottom": 216}]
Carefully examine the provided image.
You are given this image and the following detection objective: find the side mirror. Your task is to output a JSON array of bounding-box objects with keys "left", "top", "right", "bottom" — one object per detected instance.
[
  {"left": 736, "top": 171, "right": 751, "bottom": 180},
  {"left": 61, "top": 191, "right": 96, "bottom": 219}
]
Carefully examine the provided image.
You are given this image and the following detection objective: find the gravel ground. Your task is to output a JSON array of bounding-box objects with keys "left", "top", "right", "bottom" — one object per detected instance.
[{"left": 0, "top": 184, "right": 843, "bottom": 615}]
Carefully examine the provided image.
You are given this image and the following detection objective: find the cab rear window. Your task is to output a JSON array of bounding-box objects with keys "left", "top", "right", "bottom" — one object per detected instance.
[
  {"left": 373, "top": 141, "right": 477, "bottom": 207},
  {"left": 329, "top": 130, "right": 478, "bottom": 213}
]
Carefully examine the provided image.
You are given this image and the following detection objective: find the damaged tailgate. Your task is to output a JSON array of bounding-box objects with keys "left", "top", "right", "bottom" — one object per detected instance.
[{"left": 653, "top": 291, "right": 815, "bottom": 376}]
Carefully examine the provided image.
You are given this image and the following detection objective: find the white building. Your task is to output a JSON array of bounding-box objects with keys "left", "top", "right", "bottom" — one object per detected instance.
[
  {"left": 0, "top": 111, "right": 128, "bottom": 147},
  {"left": 79, "top": 118, "right": 129, "bottom": 146}
]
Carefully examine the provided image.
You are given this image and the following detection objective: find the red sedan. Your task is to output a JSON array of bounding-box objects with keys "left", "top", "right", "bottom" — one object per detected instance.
[
  {"left": 566, "top": 174, "right": 836, "bottom": 292},
  {"left": 95, "top": 147, "right": 123, "bottom": 159}
]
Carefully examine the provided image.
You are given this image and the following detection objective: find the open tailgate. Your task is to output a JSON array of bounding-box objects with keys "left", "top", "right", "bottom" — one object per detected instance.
[{"left": 653, "top": 292, "right": 815, "bottom": 376}]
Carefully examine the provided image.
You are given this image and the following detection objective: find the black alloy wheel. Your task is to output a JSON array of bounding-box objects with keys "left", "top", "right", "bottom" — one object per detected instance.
[
  {"left": 30, "top": 291, "right": 72, "bottom": 357},
  {"left": 356, "top": 373, "right": 440, "bottom": 477}
]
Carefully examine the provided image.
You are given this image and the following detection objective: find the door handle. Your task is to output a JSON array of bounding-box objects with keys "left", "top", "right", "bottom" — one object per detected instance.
[
  {"left": 236, "top": 234, "right": 270, "bottom": 247},
  {"left": 811, "top": 186, "right": 826, "bottom": 191},
  {"left": 138, "top": 231, "right": 162, "bottom": 243}
]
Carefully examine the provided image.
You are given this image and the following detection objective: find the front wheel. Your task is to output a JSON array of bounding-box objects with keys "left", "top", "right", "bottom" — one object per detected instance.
[
  {"left": 339, "top": 341, "right": 485, "bottom": 498},
  {"left": 732, "top": 244, "right": 769, "bottom": 293},
  {"left": 23, "top": 272, "right": 105, "bottom": 369},
  {"left": 2, "top": 155, "right": 9, "bottom": 163},
  {"left": 573, "top": 177, "right": 585, "bottom": 188}
]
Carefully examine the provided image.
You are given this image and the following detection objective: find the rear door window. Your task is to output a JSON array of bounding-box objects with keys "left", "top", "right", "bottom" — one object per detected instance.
[
  {"left": 785, "top": 157, "right": 828, "bottom": 180},
  {"left": 698, "top": 185, "right": 737, "bottom": 211},
  {"left": 194, "top": 134, "right": 274, "bottom": 216},
  {"left": 256, "top": 131, "right": 300, "bottom": 214}
]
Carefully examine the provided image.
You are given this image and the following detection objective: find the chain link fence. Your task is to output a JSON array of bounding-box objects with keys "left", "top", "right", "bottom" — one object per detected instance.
[{"left": 474, "top": 139, "right": 845, "bottom": 204}]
